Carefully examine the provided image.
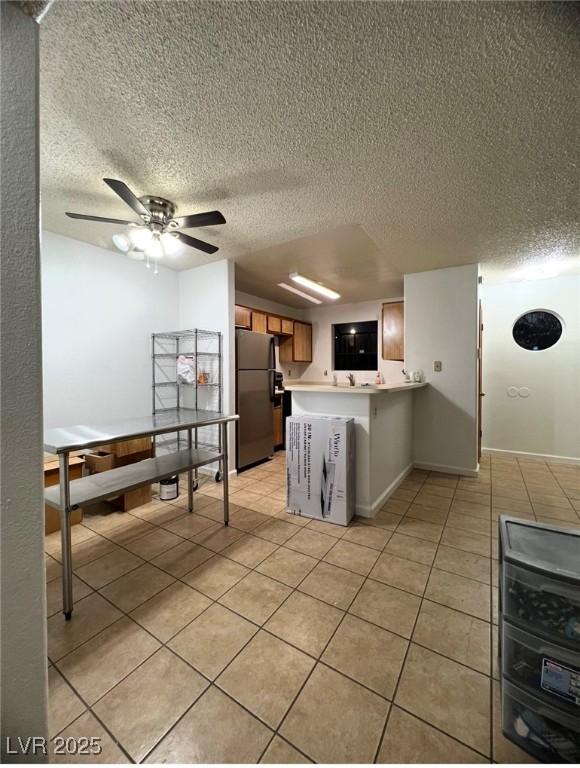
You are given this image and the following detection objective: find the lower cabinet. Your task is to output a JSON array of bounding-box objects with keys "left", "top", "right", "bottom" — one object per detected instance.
[{"left": 273, "top": 404, "right": 283, "bottom": 448}]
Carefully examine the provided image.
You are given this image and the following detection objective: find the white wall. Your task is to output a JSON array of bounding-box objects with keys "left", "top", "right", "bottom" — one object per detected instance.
[
  {"left": 302, "top": 298, "right": 405, "bottom": 384},
  {"left": 41, "top": 232, "right": 179, "bottom": 428},
  {"left": 482, "top": 275, "right": 580, "bottom": 462},
  {"left": 235, "top": 290, "right": 306, "bottom": 321},
  {"left": 405, "top": 264, "right": 480, "bottom": 475},
  {"left": 1, "top": 3, "right": 48, "bottom": 759},
  {"left": 180, "top": 259, "right": 236, "bottom": 471}
]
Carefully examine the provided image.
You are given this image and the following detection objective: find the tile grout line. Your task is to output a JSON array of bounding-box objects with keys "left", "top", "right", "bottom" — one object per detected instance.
[
  {"left": 49, "top": 457, "right": 572, "bottom": 763},
  {"left": 49, "top": 472, "right": 362, "bottom": 760},
  {"left": 372, "top": 468, "right": 456, "bottom": 763}
]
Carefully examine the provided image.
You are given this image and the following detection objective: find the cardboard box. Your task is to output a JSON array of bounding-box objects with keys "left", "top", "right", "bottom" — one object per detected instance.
[
  {"left": 85, "top": 451, "right": 114, "bottom": 474},
  {"left": 102, "top": 438, "right": 153, "bottom": 511},
  {"left": 43, "top": 455, "right": 85, "bottom": 534},
  {"left": 286, "top": 415, "right": 355, "bottom": 526}
]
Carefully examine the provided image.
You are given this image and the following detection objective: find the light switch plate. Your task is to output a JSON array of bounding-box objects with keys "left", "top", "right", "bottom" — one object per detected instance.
[{"left": 433, "top": 360, "right": 442, "bottom": 372}]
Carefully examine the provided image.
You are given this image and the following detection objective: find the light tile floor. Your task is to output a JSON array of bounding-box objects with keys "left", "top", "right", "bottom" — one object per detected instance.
[{"left": 45, "top": 452, "right": 580, "bottom": 763}]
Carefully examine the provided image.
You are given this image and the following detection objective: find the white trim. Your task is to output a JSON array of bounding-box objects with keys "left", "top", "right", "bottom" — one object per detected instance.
[
  {"left": 197, "top": 466, "right": 239, "bottom": 479},
  {"left": 482, "top": 447, "right": 580, "bottom": 466},
  {"left": 413, "top": 460, "right": 479, "bottom": 478},
  {"left": 356, "top": 462, "right": 414, "bottom": 518}
]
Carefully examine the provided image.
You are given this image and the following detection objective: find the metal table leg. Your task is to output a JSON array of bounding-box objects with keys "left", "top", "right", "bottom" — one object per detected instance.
[
  {"left": 59, "top": 452, "right": 73, "bottom": 620},
  {"left": 221, "top": 420, "right": 229, "bottom": 526},
  {"left": 187, "top": 428, "right": 194, "bottom": 513}
]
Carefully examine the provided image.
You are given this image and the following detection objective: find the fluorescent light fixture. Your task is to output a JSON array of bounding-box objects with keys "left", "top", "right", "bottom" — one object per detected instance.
[
  {"left": 129, "top": 227, "right": 153, "bottom": 250},
  {"left": 112, "top": 233, "right": 131, "bottom": 252},
  {"left": 289, "top": 272, "right": 340, "bottom": 300},
  {"left": 277, "top": 282, "right": 322, "bottom": 304}
]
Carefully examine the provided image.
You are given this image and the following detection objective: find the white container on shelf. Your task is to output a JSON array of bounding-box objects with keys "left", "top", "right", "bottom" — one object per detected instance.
[{"left": 286, "top": 414, "right": 355, "bottom": 526}]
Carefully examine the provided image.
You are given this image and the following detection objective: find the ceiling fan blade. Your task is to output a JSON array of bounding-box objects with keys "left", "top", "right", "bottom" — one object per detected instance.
[
  {"left": 171, "top": 210, "right": 226, "bottom": 229},
  {"left": 103, "top": 178, "right": 149, "bottom": 218},
  {"left": 66, "top": 212, "right": 134, "bottom": 225},
  {"left": 175, "top": 231, "right": 219, "bottom": 255}
]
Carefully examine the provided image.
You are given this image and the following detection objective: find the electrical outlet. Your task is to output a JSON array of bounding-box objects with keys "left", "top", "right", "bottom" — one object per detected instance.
[
  {"left": 433, "top": 360, "right": 442, "bottom": 372},
  {"left": 324, "top": 370, "right": 328, "bottom": 376}
]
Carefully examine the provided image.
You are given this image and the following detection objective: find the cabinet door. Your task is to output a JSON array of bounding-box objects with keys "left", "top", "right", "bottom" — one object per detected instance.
[
  {"left": 293, "top": 322, "right": 312, "bottom": 362},
  {"left": 279, "top": 336, "right": 293, "bottom": 364},
  {"left": 272, "top": 405, "right": 283, "bottom": 447},
  {"left": 267, "top": 315, "right": 281, "bottom": 334},
  {"left": 235, "top": 305, "right": 252, "bottom": 328},
  {"left": 382, "top": 302, "right": 404, "bottom": 361},
  {"left": 251, "top": 311, "right": 268, "bottom": 334},
  {"left": 281, "top": 318, "right": 294, "bottom": 335}
]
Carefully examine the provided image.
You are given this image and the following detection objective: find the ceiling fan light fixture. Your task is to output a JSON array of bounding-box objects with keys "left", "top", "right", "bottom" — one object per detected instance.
[
  {"left": 145, "top": 234, "right": 164, "bottom": 260},
  {"left": 160, "top": 232, "right": 181, "bottom": 255},
  {"left": 112, "top": 233, "right": 131, "bottom": 252},
  {"left": 65, "top": 178, "right": 225, "bottom": 268},
  {"left": 277, "top": 282, "right": 322, "bottom": 305},
  {"left": 289, "top": 272, "right": 340, "bottom": 300},
  {"left": 129, "top": 227, "right": 153, "bottom": 250}
]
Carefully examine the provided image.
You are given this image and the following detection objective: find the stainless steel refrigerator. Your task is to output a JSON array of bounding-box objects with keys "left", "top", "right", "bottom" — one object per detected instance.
[{"left": 236, "top": 329, "right": 276, "bottom": 470}]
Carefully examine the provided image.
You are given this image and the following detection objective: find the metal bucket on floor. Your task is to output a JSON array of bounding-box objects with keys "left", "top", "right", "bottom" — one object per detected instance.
[{"left": 159, "top": 476, "right": 179, "bottom": 501}]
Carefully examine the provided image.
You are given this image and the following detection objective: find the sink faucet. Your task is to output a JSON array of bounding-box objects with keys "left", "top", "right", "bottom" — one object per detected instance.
[{"left": 346, "top": 373, "right": 355, "bottom": 387}]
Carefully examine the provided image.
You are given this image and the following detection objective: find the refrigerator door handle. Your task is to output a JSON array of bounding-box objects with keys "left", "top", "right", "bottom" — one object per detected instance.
[
  {"left": 270, "top": 370, "right": 276, "bottom": 402},
  {"left": 270, "top": 336, "right": 276, "bottom": 371}
]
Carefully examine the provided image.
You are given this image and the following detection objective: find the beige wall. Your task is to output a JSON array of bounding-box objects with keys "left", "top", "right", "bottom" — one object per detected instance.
[{"left": 1, "top": 3, "right": 49, "bottom": 759}]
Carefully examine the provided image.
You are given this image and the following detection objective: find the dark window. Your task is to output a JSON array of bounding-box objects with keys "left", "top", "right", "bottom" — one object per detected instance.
[
  {"left": 334, "top": 321, "right": 378, "bottom": 371},
  {"left": 513, "top": 311, "right": 563, "bottom": 351}
]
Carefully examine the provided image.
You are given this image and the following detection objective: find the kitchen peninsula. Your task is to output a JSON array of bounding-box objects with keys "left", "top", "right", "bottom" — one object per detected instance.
[{"left": 285, "top": 381, "right": 427, "bottom": 517}]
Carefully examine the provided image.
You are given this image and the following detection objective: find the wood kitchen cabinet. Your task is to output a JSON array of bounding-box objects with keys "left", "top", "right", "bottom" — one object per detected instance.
[
  {"left": 251, "top": 311, "right": 268, "bottom": 334},
  {"left": 279, "top": 320, "right": 312, "bottom": 363},
  {"left": 273, "top": 404, "right": 283, "bottom": 448},
  {"left": 382, "top": 301, "right": 404, "bottom": 361},
  {"left": 235, "top": 305, "right": 252, "bottom": 328},
  {"left": 234, "top": 303, "right": 307, "bottom": 349}
]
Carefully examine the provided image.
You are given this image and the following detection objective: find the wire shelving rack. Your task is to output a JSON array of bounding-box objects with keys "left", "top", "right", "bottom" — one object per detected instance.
[{"left": 152, "top": 329, "right": 223, "bottom": 485}]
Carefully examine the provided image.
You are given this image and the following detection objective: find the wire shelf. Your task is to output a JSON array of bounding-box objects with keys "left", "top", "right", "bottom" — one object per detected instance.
[{"left": 152, "top": 329, "right": 223, "bottom": 480}]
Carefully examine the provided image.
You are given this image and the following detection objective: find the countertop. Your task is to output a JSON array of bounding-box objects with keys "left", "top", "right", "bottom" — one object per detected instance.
[{"left": 284, "top": 381, "right": 428, "bottom": 395}]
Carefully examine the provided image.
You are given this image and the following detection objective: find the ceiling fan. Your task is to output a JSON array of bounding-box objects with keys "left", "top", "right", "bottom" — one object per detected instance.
[{"left": 66, "top": 178, "right": 226, "bottom": 262}]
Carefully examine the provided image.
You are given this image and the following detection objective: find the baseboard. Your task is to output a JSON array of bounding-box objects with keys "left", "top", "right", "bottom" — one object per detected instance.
[
  {"left": 413, "top": 460, "right": 479, "bottom": 478},
  {"left": 356, "top": 462, "right": 414, "bottom": 518},
  {"left": 197, "top": 465, "right": 238, "bottom": 479},
  {"left": 482, "top": 447, "right": 580, "bottom": 466}
]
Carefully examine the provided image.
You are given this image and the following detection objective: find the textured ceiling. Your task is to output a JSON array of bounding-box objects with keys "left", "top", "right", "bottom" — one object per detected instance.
[{"left": 40, "top": 1, "right": 579, "bottom": 306}]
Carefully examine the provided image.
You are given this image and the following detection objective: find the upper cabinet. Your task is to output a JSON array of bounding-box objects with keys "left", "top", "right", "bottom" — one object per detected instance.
[
  {"left": 251, "top": 311, "right": 268, "bottom": 334},
  {"left": 293, "top": 321, "right": 312, "bottom": 362},
  {"left": 235, "top": 305, "right": 252, "bottom": 329},
  {"left": 280, "top": 320, "right": 312, "bottom": 363},
  {"left": 382, "top": 301, "right": 404, "bottom": 361},
  {"left": 235, "top": 304, "right": 311, "bottom": 361}
]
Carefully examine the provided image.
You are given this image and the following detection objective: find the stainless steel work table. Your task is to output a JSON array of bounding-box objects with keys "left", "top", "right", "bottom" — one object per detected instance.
[{"left": 44, "top": 409, "right": 239, "bottom": 620}]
